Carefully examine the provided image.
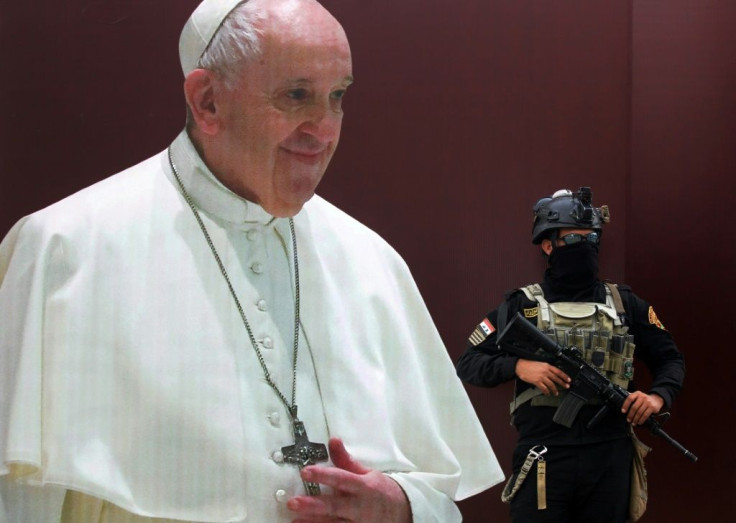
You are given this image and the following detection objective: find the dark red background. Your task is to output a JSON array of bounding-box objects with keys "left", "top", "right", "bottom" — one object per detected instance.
[{"left": 1, "top": 1, "right": 734, "bottom": 521}]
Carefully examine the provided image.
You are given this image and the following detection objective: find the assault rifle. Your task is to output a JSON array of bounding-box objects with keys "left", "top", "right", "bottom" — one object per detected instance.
[{"left": 497, "top": 312, "right": 697, "bottom": 462}]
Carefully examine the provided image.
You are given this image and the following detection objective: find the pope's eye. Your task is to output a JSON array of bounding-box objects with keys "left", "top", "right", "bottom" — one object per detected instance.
[
  {"left": 330, "top": 90, "right": 346, "bottom": 101},
  {"left": 286, "top": 89, "right": 309, "bottom": 101}
]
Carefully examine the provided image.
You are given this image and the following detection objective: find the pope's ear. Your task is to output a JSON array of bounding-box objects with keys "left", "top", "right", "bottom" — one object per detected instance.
[{"left": 184, "top": 69, "right": 221, "bottom": 135}]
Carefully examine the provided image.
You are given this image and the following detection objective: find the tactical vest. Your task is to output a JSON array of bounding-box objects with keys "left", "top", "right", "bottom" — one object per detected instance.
[{"left": 510, "top": 282, "right": 636, "bottom": 412}]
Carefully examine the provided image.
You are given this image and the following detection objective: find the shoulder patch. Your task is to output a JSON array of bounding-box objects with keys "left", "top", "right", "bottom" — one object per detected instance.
[
  {"left": 648, "top": 306, "right": 666, "bottom": 330},
  {"left": 524, "top": 306, "right": 539, "bottom": 319},
  {"left": 469, "top": 318, "right": 496, "bottom": 346}
]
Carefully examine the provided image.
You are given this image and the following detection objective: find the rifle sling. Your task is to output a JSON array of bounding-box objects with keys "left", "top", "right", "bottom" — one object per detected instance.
[{"left": 501, "top": 446, "right": 547, "bottom": 509}]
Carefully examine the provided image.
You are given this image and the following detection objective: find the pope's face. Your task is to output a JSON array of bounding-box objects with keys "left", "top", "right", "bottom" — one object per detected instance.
[{"left": 215, "top": 7, "right": 353, "bottom": 217}]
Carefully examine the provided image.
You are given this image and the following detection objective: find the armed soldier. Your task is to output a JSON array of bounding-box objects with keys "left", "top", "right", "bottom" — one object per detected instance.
[{"left": 456, "top": 187, "right": 686, "bottom": 522}]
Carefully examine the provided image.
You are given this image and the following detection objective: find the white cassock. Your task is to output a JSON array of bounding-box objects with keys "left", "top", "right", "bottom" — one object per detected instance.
[{"left": 0, "top": 131, "right": 503, "bottom": 522}]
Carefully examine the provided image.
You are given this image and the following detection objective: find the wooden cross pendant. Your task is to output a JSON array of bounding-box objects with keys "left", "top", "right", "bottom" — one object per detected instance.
[{"left": 281, "top": 407, "right": 329, "bottom": 496}]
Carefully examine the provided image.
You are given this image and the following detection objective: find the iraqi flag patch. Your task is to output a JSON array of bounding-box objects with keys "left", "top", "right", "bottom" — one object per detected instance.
[{"left": 469, "top": 318, "right": 496, "bottom": 346}]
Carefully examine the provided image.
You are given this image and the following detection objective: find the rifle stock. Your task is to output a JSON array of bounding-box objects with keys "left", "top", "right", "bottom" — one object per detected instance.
[{"left": 497, "top": 312, "right": 697, "bottom": 462}]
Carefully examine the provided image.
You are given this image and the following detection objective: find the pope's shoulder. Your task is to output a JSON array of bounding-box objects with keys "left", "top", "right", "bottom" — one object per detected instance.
[
  {"left": 8, "top": 152, "right": 172, "bottom": 239},
  {"left": 302, "top": 196, "right": 402, "bottom": 254}
]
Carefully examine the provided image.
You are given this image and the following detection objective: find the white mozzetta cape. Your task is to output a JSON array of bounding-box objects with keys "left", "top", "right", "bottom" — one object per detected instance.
[{"left": 0, "top": 131, "right": 503, "bottom": 522}]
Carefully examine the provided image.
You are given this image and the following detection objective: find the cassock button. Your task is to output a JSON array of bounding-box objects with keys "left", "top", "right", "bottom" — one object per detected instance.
[
  {"left": 251, "top": 262, "right": 264, "bottom": 274},
  {"left": 262, "top": 337, "right": 274, "bottom": 349},
  {"left": 246, "top": 229, "right": 259, "bottom": 241},
  {"left": 257, "top": 299, "right": 268, "bottom": 311},
  {"left": 272, "top": 450, "right": 284, "bottom": 463},
  {"left": 268, "top": 412, "right": 281, "bottom": 426},
  {"left": 275, "top": 489, "right": 288, "bottom": 503}
]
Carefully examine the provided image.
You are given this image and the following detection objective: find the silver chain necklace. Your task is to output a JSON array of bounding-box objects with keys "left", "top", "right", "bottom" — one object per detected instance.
[{"left": 167, "top": 148, "right": 328, "bottom": 495}]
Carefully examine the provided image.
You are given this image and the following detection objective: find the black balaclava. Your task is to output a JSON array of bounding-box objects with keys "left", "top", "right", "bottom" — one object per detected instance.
[{"left": 543, "top": 240, "right": 599, "bottom": 300}]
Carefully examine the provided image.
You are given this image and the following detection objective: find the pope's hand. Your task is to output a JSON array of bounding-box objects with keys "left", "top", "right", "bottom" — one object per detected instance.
[{"left": 287, "top": 437, "right": 412, "bottom": 523}]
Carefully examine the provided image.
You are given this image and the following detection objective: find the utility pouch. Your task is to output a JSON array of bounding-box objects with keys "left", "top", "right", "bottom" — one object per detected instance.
[
  {"left": 629, "top": 429, "right": 651, "bottom": 522},
  {"left": 548, "top": 302, "right": 597, "bottom": 329}
]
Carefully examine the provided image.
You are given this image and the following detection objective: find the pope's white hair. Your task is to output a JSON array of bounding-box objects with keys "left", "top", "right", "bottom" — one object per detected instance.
[{"left": 196, "top": 1, "right": 265, "bottom": 89}]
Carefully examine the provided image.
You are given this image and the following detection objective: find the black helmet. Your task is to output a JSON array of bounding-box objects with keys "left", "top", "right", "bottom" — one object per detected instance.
[{"left": 531, "top": 186, "right": 610, "bottom": 244}]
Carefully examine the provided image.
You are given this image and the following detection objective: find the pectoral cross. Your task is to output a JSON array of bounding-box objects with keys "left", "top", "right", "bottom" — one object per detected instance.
[{"left": 281, "top": 406, "right": 329, "bottom": 496}]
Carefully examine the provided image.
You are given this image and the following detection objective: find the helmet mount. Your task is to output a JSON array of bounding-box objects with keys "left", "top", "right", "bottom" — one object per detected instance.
[{"left": 531, "top": 187, "right": 610, "bottom": 244}]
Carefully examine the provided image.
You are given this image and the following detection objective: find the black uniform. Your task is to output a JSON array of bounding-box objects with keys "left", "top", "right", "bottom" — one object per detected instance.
[{"left": 456, "top": 276, "right": 685, "bottom": 523}]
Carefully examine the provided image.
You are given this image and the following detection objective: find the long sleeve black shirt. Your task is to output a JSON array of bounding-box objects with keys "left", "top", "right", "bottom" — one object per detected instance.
[{"left": 456, "top": 281, "right": 685, "bottom": 445}]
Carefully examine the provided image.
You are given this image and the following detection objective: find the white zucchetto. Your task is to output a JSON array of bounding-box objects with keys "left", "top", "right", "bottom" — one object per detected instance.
[{"left": 179, "top": 0, "right": 244, "bottom": 75}]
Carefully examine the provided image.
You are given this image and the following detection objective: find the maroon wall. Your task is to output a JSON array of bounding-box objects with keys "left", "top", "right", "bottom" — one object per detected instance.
[
  {"left": 1, "top": 1, "right": 733, "bottom": 521},
  {"left": 628, "top": 1, "right": 736, "bottom": 519}
]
